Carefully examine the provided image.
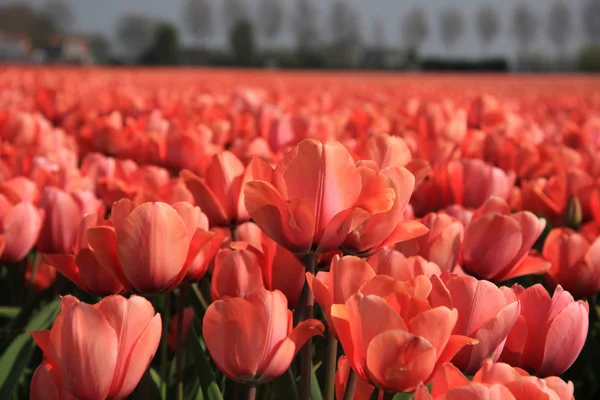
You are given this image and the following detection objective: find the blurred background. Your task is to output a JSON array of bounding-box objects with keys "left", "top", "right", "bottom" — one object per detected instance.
[{"left": 0, "top": 0, "right": 599, "bottom": 72}]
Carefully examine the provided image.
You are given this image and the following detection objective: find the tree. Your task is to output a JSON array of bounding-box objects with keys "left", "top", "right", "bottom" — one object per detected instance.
[
  {"left": 329, "top": 0, "right": 362, "bottom": 67},
  {"left": 116, "top": 14, "right": 155, "bottom": 62},
  {"left": 0, "top": 3, "right": 58, "bottom": 47},
  {"left": 294, "top": 0, "right": 319, "bottom": 50},
  {"left": 182, "top": 0, "right": 213, "bottom": 46},
  {"left": 258, "top": 0, "right": 284, "bottom": 46},
  {"left": 140, "top": 23, "right": 181, "bottom": 65},
  {"left": 401, "top": 7, "right": 429, "bottom": 57},
  {"left": 222, "top": 0, "right": 249, "bottom": 32},
  {"left": 476, "top": 5, "right": 500, "bottom": 48},
  {"left": 547, "top": 2, "right": 572, "bottom": 56},
  {"left": 230, "top": 19, "right": 256, "bottom": 66},
  {"left": 439, "top": 8, "right": 464, "bottom": 50},
  {"left": 90, "top": 35, "right": 112, "bottom": 64},
  {"left": 583, "top": 0, "right": 600, "bottom": 45},
  {"left": 372, "top": 16, "right": 386, "bottom": 48},
  {"left": 512, "top": 3, "right": 538, "bottom": 56},
  {"left": 41, "top": 0, "right": 74, "bottom": 32}
]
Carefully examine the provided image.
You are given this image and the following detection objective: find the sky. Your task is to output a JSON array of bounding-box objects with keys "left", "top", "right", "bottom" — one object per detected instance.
[{"left": 6, "top": 0, "right": 590, "bottom": 59}]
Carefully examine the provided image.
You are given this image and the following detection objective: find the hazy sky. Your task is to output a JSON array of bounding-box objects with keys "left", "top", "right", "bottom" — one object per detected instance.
[{"left": 8, "top": 0, "right": 589, "bottom": 59}]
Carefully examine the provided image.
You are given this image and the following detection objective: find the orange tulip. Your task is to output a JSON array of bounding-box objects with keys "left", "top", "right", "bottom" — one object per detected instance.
[
  {"left": 31, "top": 295, "right": 161, "bottom": 400},
  {"left": 543, "top": 228, "right": 600, "bottom": 298},
  {"left": 429, "top": 273, "right": 521, "bottom": 374},
  {"left": 367, "top": 248, "right": 442, "bottom": 281},
  {"left": 331, "top": 275, "right": 477, "bottom": 392},
  {"left": 86, "top": 199, "right": 217, "bottom": 293},
  {"left": 414, "top": 361, "right": 574, "bottom": 400},
  {"left": 43, "top": 213, "right": 123, "bottom": 296},
  {"left": 462, "top": 196, "right": 549, "bottom": 282},
  {"left": 500, "top": 284, "right": 588, "bottom": 377},
  {"left": 0, "top": 194, "right": 44, "bottom": 262},
  {"left": 36, "top": 187, "right": 102, "bottom": 254},
  {"left": 307, "top": 255, "right": 376, "bottom": 340},
  {"left": 244, "top": 139, "right": 397, "bottom": 254},
  {"left": 394, "top": 212, "right": 464, "bottom": 272},
  {"left": 182, "top": 153, "right": 273, "bottom": 227},
  {"left": 203, "top": 289, "right": 324, "bottom": 383}
]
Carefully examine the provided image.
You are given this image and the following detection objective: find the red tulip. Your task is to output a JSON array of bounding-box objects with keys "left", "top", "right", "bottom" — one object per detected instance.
[
  {"left": 203, "top": 289, "right": 324, "bottom": 382},
  {"left": 307, "top": 255, "right": 376, "bottom": 339},
  {"left": 30, "top": 360, "right": 76, "bottom": 400},
  {"left": 0, "top": 194, "right": 44, "bottom": 262},
  {"left": 429, "top": 273, "right": 521, "bottom": 374},
  {"left": 31, "top": 295, "right": 161, "bottom": 400},
  {"left": 500, "top": 284, "right": 588, "bottom": 377},
  {"left": 25, "top": 257, "right": 57, "bottom": 293},
  {"left": 0, "top": 176, "right": 40, "bottom": 203},
  {"left": 331, "top": 276, "right": 477, "bottom": 392},
  {"left": 462, "top": 196, "right": 549, "bottom": 282},
  {"left": 394, "top": 212, "right": 464, "bottom": 272},
  {"left": 86, "top": 199, "right": 217, "bottom": 293},
  {"left": 43, "top": 213, "right": 123, "bottom": 296},
  {"left": 414, "top": 360, "right": 574, "bottom": 400},
  {"left": 211, "top": 243, "right": 266, "bottom": 300},
  {"left": 36, "top": 187, "right": 102, "bottom": 254},
  {"left": 367, "top": 248, "right": 442, "bottom": 281},
  {"left": 543, "top": 228, "right": 600, "bottom": 298},
  {"left": 244, "top": 139, "right": 397, "bottom": 254},
  {"left": 182, "top": 153, "right": 273, "bottom": 227}
]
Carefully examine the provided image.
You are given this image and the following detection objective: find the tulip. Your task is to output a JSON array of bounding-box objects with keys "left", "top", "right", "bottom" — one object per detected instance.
[
  {"left": 414, "top": 361, "right": 574, "bottom": 400},
  {"left": 30, "top": 360, "right": 76, "bottom": 400},
  {"left": 210, "top": 243, "right": 265, "bottom": 300},
  {"left": 24, "top": 257, "right": 57, "bottom": 293},
  {"left": 167, "top": 307, "right": 195, "bottom": 351},
  {"left": 203, "top": 289, "right": 324, "bottom": 382},
  {"left": 86, "top": 199, "right": 217, "bottom": 293},
  {"left": 0, "top": 176, "right": 40, "bottom": 203},
  {"left": 500, "top": 284, "right": 588, "bottom": 377},
  {"left": 462, "top": 196, "right": 549, "bottom": 282},
  {"left": 43, "top": 213, "right": 123, "bottom": 296},
  {"left": 31, "top": 295, "right": 161, "bottom": 400},
  {"left": 543, "top": 228, "right": 600, "bottom": 298},
  {"left": 394, "top": 212, "right": 464, "bottom": 272},
  {"left": 0, "top": 194, "right": 44, "bottom": 262},
  {"left": 36, "top": 187, "right": 102, "bottom": 254},
  {"left": 236, "top": 222, "right": 305, "bottom": 307},
  {"left": 307, "top": 255, "right": 376, "bottom": 340},
  {"left": 341, "top": 163, "right": 429, "bottom": 256},
  {"left": 335, "top": 356, "right": 377, "bottom": 400},
  {"left": 367, "top": 248, "right": 442, "bottom": 281},
  {"left": 244, "top": 139, "right": 397, "bottom": 254},
  {"left": 330, "top": 277, "right": 477, "bottom": 393},
  {"left": 429, "top": 273, "right": 521, "bottom": 374},
  {"left": 182, "top": 153, "right": 273, "bottom": 227}
]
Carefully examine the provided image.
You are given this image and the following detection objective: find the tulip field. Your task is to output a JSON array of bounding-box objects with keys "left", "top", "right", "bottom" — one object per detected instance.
[{"left": 2, "top": 67, "right": 600, "bottom": 400}]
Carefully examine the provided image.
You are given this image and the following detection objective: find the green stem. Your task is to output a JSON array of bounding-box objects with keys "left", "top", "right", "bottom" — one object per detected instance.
[
  {"left": 176, "top": 285, "right": 187, "bottom": 400},
  {"left": 299, "top": 252, "right": 316, "bottom": 400},
  {"left": 343, "top": 369, "right": 358, "bottom": 400},
  {"left": 160, "top": 293, "right": 171, "bottom": 399},
  {"left": 324, "top": 332, "right": 338, "bottom": 400}
]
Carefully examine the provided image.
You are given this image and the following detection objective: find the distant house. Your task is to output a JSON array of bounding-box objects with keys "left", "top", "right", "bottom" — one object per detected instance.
[{"left": 0, "top": 32, "right": 32, "bottom": 62}]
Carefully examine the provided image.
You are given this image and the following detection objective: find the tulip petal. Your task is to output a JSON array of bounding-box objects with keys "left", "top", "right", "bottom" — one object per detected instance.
[
  {"left": 497, "top": 255, "right": 550, "bottom": 282},
  {"left": 366, "top": 330, "right": 437, "bottom": 392},
  {"left": 110, "top": 198, "right": 136, "bottom": 232},
  {"left": 429, "top": 362, "right": 471, "bottom": 398},
  {"left": 86, "top": 226, "right": 129, "bottom": 288},
  {"left": 317, "top": 207, "right": 369, "bottom": 253},
  {"left": 43, "top": 254, "right": 88, "bottom": 292},
  {"left": 181, "top": 169, "right": 229, "bottom": 226},
  {"left": 75, "top": 249, "right": 124, "bottom": 295},
  {"left": 409, "top": 307, "right": 458, "bottom": 356}
]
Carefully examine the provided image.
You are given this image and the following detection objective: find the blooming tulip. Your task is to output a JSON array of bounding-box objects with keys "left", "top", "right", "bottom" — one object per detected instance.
[
  {"left": 462, "top": 196, "right": 549, "bottom": 282},
  {"left": 244, "top": 139, "right": 398, "bottom": 254},
  {"left": 500, "top": 284, "right": 588, "bottom": 377},
  {"left": 0, "top": 194, "right": 44, "bottom": 262},
  {"left": 330, "top": 277, "right": 477, "bottom": 392},
  {"left": 43, "top": 213, "right": 123, "bottom": 296},
  {"left": 182, "top": 152, "right": 273, "bottom": 227},
  {"left": 86, "top": 199, "right": 217, "bottom": 293},
  {"left": 429, "top": 273, "right": 521, "bottom": 374},
  {"left": 394, "top": 212, "right": 464, "bottom": 272},
  {"left": 210, "top": 243, "right": 266, "bottom": 300},
  {"left": 414, "top": 360, "right": 574, "bottom": 400},
  {"left": 203, "top": 289, "right": 324, "bottom": 382},
  {"left": 31, "top": 295, "right": 161, "bottom": 400},
  {"left": 543, "top": 228, "right": 600, "bottom": 298},
  {"left": 36, "top": 187, "right": 102, "bottom": 254},
  {"left": 367, "top": 248, "right": 442, "bottom": 281}
]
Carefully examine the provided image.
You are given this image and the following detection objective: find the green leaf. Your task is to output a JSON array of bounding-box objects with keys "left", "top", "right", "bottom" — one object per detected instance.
[
  {"left": 0, "top": 307, "right": 20, "bottom": 319},
  {"left": 393, "top": 392, "right": 415, "bottom": 400},
  {"left": 0, "top": 299, "right": 60, "bottom": 398},
  {"left": 190, "top": 326, "right": 222, "bottom": 400},
  {"left": 129, "top": 369, "right": 162, "bottom": 400},
  {"left": 310, "top": 366, "right": 323, "bottom": 400}
]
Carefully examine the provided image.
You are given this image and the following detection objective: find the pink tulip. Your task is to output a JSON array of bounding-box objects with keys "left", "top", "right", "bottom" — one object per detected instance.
[
  {"left": 367, "top": 247, "right": 442, "bottom": 281},
  {"left": 0, "top": 194, "right": 44, "bottom": 262},
  {"left": 31, "top": 295, "right": 161, "bottom": 400}
]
